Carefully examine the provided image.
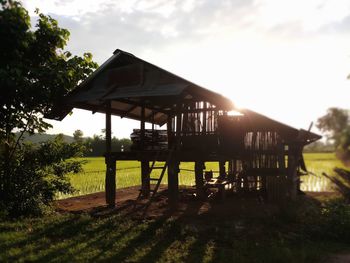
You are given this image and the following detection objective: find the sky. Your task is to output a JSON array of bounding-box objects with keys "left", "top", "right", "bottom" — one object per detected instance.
[{"left": 23, "top": 0, "right": 350, "bottom": 138}]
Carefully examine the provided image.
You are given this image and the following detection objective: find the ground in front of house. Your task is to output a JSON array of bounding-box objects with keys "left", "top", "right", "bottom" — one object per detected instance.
[{"left": 0, "top": 187, "right": 349, "bottom": 263}]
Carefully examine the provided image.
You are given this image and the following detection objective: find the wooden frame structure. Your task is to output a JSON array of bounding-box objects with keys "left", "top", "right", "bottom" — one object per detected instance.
[{"left": 47, "top": 49, "right": 321, "bottom": 207}]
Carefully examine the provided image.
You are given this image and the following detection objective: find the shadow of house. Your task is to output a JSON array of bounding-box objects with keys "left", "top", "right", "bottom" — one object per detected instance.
[{"left": 46, "top": 49, "right": 321, "bottom": 207}]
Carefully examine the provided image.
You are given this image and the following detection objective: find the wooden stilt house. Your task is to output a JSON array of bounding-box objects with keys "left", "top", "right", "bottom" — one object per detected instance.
[{"left": 47, "top": 49, "right": 321, "bottom": 207}]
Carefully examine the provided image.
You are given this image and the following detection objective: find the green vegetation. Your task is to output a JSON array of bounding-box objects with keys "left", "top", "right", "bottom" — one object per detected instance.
[
  {"left": 58, "top": 153, "right": 340, "bottom": 199},
  {"left": 0, "top": 0, "right": 97, "bottom": 217},
  {"left": 58, "top": 159, "right": 222, "bottom": 199},
  {"left": 317, "top": 108, "right": 350, "bottom": 166},
  {"left": 1, "top": 198, "right": 349, "bottom": 262},
  {"left": 0, "top": 136, "right": 84, "bottom": 216}
]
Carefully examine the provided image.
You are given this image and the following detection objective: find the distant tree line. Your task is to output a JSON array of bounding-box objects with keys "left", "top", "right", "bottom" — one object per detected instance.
[
  {"left": 73, "top": 130, "right": 132, "bottom": 157},
  {"left": 303, "top": 141, "right": 335, "bottom": 153}
]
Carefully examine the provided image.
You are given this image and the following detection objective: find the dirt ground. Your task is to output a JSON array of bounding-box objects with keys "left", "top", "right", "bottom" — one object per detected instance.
[{"left": 56, "top": 185, "right": 280, "bottom": 219}]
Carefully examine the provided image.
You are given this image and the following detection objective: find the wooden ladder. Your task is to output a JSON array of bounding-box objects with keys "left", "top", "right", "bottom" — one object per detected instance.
[{"left": 142, "top": 147, "right": 175, "bottom": 213}]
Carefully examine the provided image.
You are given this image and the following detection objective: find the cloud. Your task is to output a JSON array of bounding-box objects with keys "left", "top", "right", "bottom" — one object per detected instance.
[
  {"left": 24, "top": 0, "right": 260, "bottom": 63},
  {"left": 254, "top": 0, "right": 350, "bottom": 38}
]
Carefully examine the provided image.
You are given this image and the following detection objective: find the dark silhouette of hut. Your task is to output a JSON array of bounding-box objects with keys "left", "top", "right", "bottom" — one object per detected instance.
[{"left": 47, "top": 49, "right": 321, "bottom": 207}]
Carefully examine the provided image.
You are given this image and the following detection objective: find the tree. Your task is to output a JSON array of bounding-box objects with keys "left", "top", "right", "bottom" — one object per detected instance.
[
  {"left": 0, "top": 0, "right": 97, "bottom": 152},
  {"left": 0, "top": 1, "right": 97, "bottom": 216},
  {"left": 316, "top": 108, "right": 349, "bottom": 147},
  {"left": 317, "top": 108, "right": 350, "bottom": 166},
  {"left": 73, "top": 129, "right": 84, "bottom": 144},
  {"left": 2, "top": 136, "right": 84, "bottom": 216}
]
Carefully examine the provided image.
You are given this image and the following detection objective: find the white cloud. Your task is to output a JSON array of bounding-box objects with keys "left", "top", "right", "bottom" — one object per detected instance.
[
  {"left": 21, "top": 0, "right": 350, "bottom": 137},
  {"left": 255, "top": 0, "right": 350, "bottom": 32}
]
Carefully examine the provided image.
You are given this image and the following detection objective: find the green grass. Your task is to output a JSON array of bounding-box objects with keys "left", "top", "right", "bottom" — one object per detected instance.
[
  {"left": 58, "top": 153, "right": 343, "bottom": 199},
  {"left": 1, "top": 153, "right": 349, "bottom": 263},
  {"left": 0, "top": 210, "right": 347, "bottom": 263},
  {"left": 58, "top": 159, "right": 220, "bottom": 199},
  {"left": 301, "top": 153, "right": 345, "bottom": 192}
]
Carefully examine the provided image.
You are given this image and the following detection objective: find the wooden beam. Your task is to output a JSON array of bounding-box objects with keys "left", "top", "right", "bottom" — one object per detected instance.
[
  {"left": 73, "top": 102, "right": 166, "bottom": 124},
  {"left": 105, "top": 101, "right": 116, "bottom": 207},
  {"left": 117, "top": 98, "right": 169, "bottom": 114},
  {"left": 121, "top": 104, "right": 138, "bottom": 118},
  {"left": 74, "top": 102, "right": 141, "bottom": 121}
]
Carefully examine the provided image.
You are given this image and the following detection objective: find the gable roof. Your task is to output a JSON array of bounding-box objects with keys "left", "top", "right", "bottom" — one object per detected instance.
[
  {"left": 47, "top": 49, "right": 234, "bottom": 125},
  {"left": 240, "top": 109, "right": 321, "bottom": 144},
  {"left": 46, "top": 48, "right": 321, "bottom": 144}
]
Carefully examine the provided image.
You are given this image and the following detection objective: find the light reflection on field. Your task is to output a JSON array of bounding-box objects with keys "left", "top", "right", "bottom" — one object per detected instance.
[{"left": 300, "top": 175, "right": 333, "bottom": 192}]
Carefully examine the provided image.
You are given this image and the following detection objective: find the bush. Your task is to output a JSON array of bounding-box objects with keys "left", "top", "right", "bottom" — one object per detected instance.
[
  {"left": 319, "top": 198, "right": 350, "bottom": 242},
  {"left": 0, "top": 135, "right": 84, "bottom": 217}
]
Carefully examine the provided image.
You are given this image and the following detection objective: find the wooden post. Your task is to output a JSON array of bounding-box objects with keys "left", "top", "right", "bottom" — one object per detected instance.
[
  {"left": 105, "top": 101, "right": 116, "bottom": 207},
  {"left": 278, "top": 144, "right": 286, "bottom": 171},
  {"left": 287, "top": 144, "right": 297, "bottom": 200},
  {"left": 219, "top": 161, "right": 226, "bottom": 178},
  {"left": 140, "top": 104, "right": 150, "bottom": 197},
  {"left": 202, "top": 102, "right": 207, "bottom": 134},
  {"left": 141, "top": 160, "right": 150, "bottom": 197},
  {"left": 140, "top": 105, "right": 145, "bottom": 150},
  {"left": 167, "top": 115, "right": 173, "bottom": 149},
  {"left": 168, "top": 159, "right": 179, "bottom": 205},
  {"left": 176, "top": 103, "right": 182, "bottom": 149},
  {"left": 195, "top": 161, "right": 205, "bottom": 198}
]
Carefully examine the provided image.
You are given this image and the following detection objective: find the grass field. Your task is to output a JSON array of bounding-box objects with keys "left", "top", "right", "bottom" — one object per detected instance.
[
  {"left": 1, "top": 209, "right": 348, "bottom": 263},
  {"left": 2, "top": 153, "right": 350, "bottom": 263},
  {"left": 58, "top": 153, "right": 343, "bottom": 199}
]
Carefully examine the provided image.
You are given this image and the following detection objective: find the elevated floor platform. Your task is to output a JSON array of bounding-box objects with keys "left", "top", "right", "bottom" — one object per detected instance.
[{"left": 109, "top": 150, "right": 230, "bottom": 162}]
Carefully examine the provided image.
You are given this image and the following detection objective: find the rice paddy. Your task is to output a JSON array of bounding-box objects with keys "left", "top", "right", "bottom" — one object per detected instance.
[{"left": 57, "top": 153, "right": 344, "bottom": 199}]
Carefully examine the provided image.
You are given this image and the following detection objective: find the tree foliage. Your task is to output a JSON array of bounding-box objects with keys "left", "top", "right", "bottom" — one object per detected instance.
[
  {"left": 317, "top": 108, "right": 349, "bottom": 146},
  {"left": 0, "top": 1, "right": 98, "bottom": 216},
  {"left": 317, "top": 108, "right": 350, "bottom": 166},
  {"left": 0, "top": 0, "right": 97, "bottom": 142},
  {"left": 73, "top": 129, "right": 84, "bottom": 144},
  {"left": 1, "top": 136, "right": 84, "bottom": 216}
]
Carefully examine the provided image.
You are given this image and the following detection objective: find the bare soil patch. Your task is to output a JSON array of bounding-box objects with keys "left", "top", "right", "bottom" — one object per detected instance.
[{"left": 56, "top": 186, "right": 281, "bottom": 219}]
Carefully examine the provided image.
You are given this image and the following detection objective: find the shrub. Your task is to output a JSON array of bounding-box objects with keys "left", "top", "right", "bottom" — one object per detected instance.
[{"left": 0, "top": 135, "right": 84, "bottom": 217}]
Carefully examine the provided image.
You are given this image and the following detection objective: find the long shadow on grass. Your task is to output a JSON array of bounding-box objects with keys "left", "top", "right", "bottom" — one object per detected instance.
[
  {"left": 37, "top": 214, "right": 139, "bottom": 262},
  {"left": 133, "top": 199, "right": 205, "bottom": 262},
  {"left": 97, "top": 217, "right": 169, "bottom": 262},
  {"left": 1, "top": 214, "right": 92, "bottom": 261}
]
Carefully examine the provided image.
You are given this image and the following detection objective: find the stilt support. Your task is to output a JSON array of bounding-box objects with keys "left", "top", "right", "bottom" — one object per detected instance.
[
  {"left": 168, "top": 159, "right": 179, "bottom": 205},
  {"left": 195, "top": 161, "right": 205, "bottom": 198},
  {"left": 141, "top": 160, "right": 150, "bottom": 197},
  {"left": 105, "top": 100, "right": 116, "bottom": 207}
]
